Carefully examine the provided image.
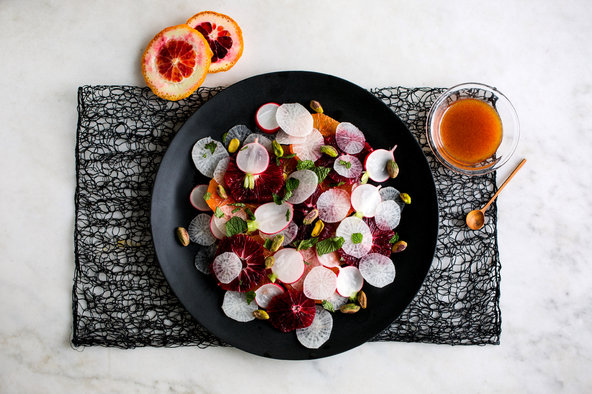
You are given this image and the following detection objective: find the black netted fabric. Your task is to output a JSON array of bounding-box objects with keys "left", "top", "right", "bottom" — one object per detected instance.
[{"left": 73, "top": 85, "right": 500, "bottom": 349}]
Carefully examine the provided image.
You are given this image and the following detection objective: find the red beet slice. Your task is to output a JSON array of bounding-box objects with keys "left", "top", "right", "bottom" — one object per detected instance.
[
  {"left": 224, "top": 157, "right": 284, "bottom": 203},
  {"left": 267, "top": 290, "right": 316, "bottom": 332}
]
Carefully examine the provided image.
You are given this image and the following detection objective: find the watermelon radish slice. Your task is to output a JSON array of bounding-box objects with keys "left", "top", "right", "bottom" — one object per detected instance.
[
  {"left": 336, "top": 266, "right": 364, "bottom": 297},
  {"left": 194, "top": 244, "right": 216, "bottom": 274},
  {"left": 254, "top": 201, "right": 293, "bottom": 234},
  {"left": 285, "top": 169, "right": 318, "bottom": 204},
  {"left": 256, "top": 103, "right": 280, "bottom": 133},
  {"left": 303, "top": 266, "right": 337, "bottom": 300},
  {"left": 375, "top": 200, "right": 401, "bottom": 231},
  {"left": 296, "top": 305, "right": 333, "bottom": 349},
  {"left": 379, "top": 186, "right": 406, "bottom": 211},
  {"left": 259, "top": 221, "right": 299, "bottom": 246},
  {"left": 222, "top": 291, "right": 258, "bottom": 322},
  {"left": 364, "top": 147, "right": 396, "bottom": 182},
  {"left": 275, "top": 130, "right": 307, "bottom": 145},
  {"left": 316, "top": 189, "right": 351, "bottom": 223},
  {"left": 276, "top": 103, "right": 314, "bottom": 137},
  {"left": 244, "top": 133, "right": 274, "bottom": 153},
  {"left": 333, "top": 154, "right": 363, "bottom": 179},
  {"left": 223, "top": 124, "right": 251, "bottom": 147},
  {"left": 188, "top": 213, "right": 217, "bottom": 246},
  {"left": 316, "top": 250, "right": 341, "bottom": 268},
  {"left": 255, "top": 283, "right": 285, "bottom": 308},
  {"left": 213, "top": 157, "right": 230, "bottom": 186},
  {"left": 236, "top": 138, "right": 270, "bottom": 175},
  {"left": 192, "top": 137, "right": 229, "bottom": 178},
  {"left": 336, "top": 216, "right": 373, "bottom": 258},
  {"left": 291, "top": 128, "right": 324, "bottom": 161},
  {"left": 272, "top": 248, "right": 305, "bottom": 284},
  {"left": 212, "top": 252, "right": 243, "bottom": 284},
  {"left": 190, "top": 184, "right": 211, "bottom": 211},
  {"left": 358, "top": 253, "right": 396, "bottom": 288},
  {"left": 350, "top": 184, "right": 382, "bottom": 217},
  {"left": 335, "top": 122, "right": 366, "bottom": 154}
]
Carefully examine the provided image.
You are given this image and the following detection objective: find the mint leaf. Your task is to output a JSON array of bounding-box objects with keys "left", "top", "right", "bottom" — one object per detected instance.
[
  {"left": 263, "top": 238, "right": 274, "bottom": 250},
  {"left": 231, "top": 207, "right": 240, "bottom": 214},
  {"left": 285, "top": 177, "right": 300, "bottom": 192},
  {"left": 295, "top": 238, "right": 318, "bottom": 251},
  {"left": 245, "top": 290, "right": 256, "bottom": 305},
  {"left": 285, "top": 209, "right": 290, "bottom": 221},
  {"left": 203, "top": 192, "right": 212, "bottom": 201},
  {"left": 225, "top": 216, "right": 247, "bottom": 237},
  {"left": 313, "top": 166, "right": 331, "bottom": 183},
  {"left": 389, "top": 233, "right": 400, "bottom": 244},
  {"left": 296, "top": 160, "right": 315, "bottom": 171},
  {"left": 229, "top": 202, "right": 245, "bottom": 207},
  {"left": 351, "top": 232, "right": 363, "bottom": 244},
  {"left": 214, "top": 207, "right": 224, "bottom": 218},
  {"left": 282, "top": 153, "right": 296, "bottom": 160},
  {"left": 272, "top": 193, "right": 283, "bottom": 205},
  {"left": 205, "top": 141, "right": 217, "bottom": 154},
  {"left": 321, "top": 300, "right": 335, "bottom": 312},
  {"left": 316, "top": 236, "right": 345, "bottom": 256},
  {"left": 339, "top": 159, "right": 352, "bottom": 169},
  {"left": 244, "top": 207, "right": 255, "bottom": 221}
]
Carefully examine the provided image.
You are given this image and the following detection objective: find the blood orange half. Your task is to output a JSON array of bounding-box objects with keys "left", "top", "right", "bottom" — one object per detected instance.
[{"left": 142, "top": 24, "right": 212, "bottom": 101}]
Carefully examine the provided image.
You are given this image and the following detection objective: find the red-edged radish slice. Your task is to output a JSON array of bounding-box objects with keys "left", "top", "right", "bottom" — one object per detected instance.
[
  {"left": 364, "top": 147, "right": 396, "bottom": 182},
  {"left": 213, "top": 157, "right": 230, "bottom": 186},
  {"left": 187, "top": 213, "right": 217, "bottom": 246},
  {"left": 194, "top": 244, "right": 216, "bottom": 274},
  {"left": 350, "top": 184, "right": 382, "bottom": 217},
  {"left": 256, "top": 102, "right": 280, "bottom": 133},
  {"left": 303, "top": 266, "right": 338, "bottom": 300},
  {"left": 358, "top": 253, "right": 396, "bottom": 288},
  {"left": 212, "top": 252, "right": 243, "bottom": 284},
  {"left": 317, "top": 189, "right": 351, "bottom": 223},
  {"left": 223, "top": 124, "right": 251, "bottom": 147},
  {"left": 276, "top": 103, "right": 313, "bottom": 137},
  {"left": 255, "top": 283, "right": 285, "bottom": 308},
  {"left": 285, "top": 169, "right": 318, "bottom": 204},
  {"left": 275, "top": 130, "right": 307, "bottom": 145},
  {"left": 272, "top": 248, "right": 305, "bottom": 284},
  {"left": 212, "top": 205, "right": 248, "bottom": 239},
  {"left": 254, "top": 202, "right": 293, "bottom": 234},
  {"left": 316, "top": 250, "right": 341, "bottom": 268},
  {"left": 236, "top": 138, "right": 270, "bottom": 174},
  {"left": 222, "top": 291, "right": 258, "bottom": 322},
  {"left": 333, "top": 154, "right": 363, "bottom": 179},
  {"left": 291, "top": 128, "right": 324, "bottom": 161},
  {"left": 336, "top": 216, "right": 373, "bottom": 258},
  {"left": 259, "top": 221, "right": 299, "bottom": 246},
  {"left": 190, "top": 184, "right": 211, "bottom": 211},
  {"left": 325, "top": 292, "right": 348, "bottom": 310},
  {"left": 296, "top": 305, "right": 333, "bottom": 349},
  {"left": 336, "top": 266, "right": 364, "bottom": 297},
  {"left": 191, "top": 137, "right": 229, "bottom": 178},
  {"left": 375, "top": 200, "right": 402, "bottom": 230},
  {"left": 379, "top": 186, "right": 406, "bottom": 211},
  {"left": 335, "top": 122, "right": 366, "bottom": 154},
  {"left": 210, "top": 215, "right": 227, "bottom": 239},
  {"left": 244, "top": 133, "right": 274, "bottom": 153},
  {"left": 290, "top": 249, "right": 321, "bottom": 292}
]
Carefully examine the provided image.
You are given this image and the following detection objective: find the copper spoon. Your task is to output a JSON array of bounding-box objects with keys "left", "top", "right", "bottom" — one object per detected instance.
[{"left": 466, "top": 158, "right": 527, "bottom": 230}]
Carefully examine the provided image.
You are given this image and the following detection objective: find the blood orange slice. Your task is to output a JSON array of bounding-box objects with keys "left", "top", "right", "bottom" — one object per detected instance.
[
  {"left": 186, "top": 11, "right": 244, "bottom": 73},
  {"left": 142, "top": 24, "right": 212, "bottom": 101}
]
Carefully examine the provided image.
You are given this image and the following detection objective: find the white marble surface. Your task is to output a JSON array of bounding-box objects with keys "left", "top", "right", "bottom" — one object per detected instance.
[{"left": 1, "top": 0, "right": 591, "bottom": 392}]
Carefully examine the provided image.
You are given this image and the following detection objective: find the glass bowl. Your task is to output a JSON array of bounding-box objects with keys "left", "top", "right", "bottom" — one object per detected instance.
[{"left": 426, "top": 82, "right": 520, "bottom": 176}]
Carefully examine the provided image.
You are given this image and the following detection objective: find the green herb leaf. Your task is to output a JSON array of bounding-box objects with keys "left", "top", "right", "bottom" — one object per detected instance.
[
  {"left": 240, "top": 145, "right": 248, "bottom": 151},
  {"left": 296, "top": 238, "right": 318, "bottom": 251},
  {"left": 203, "top": 192, "right": 212, "bottom": 201},
  {"left": 321, "top": 300, "right": 335, "bottom": 312},
  {"left": 225, "top": 216, "right": 247, "bottom": 237},
  {"left": 245, "top": 207, "right": 255, "bottom": 221},
  {"left": 268, "top": 272, "right": 278, "bottom": 283},
  {"left": 272, "top": 193, "right": 283, "bottom": 205},
  {"left": 389, "top": 233, "right": 400, "bottom": 244},
  {"left": 214, "top": 207, "right": 224, "bottom": 218},
  {"left": 229, "top": 202, "right": 246, "bottom": 207},
  {"left": 316, "top": 236, "right": 345, "bottom": 256},
  {"left": 285, "top": 209, "right": 290, "bottom": 221},
  {"left": 245, "top": 290, "right": 256, "bottom": 305},
  {"left": 205, "top": 141, "right": 217, "bottom": 154},
  {"left": 282, "top": 153, "right": 296, "bottom": 160},
  {"left": 263, "top": 238, "right": 274, "bottom": 250},
  {"left": 296, "top": 160, "right": 315, "bottom": 171},
  {"left": 351, "top": 233, "right": 363, "bottom": 244},
  {"left": 202, "top": 153, "right": 207, "bottom": 158},
  {"left": 338, "top": 159, "right": 352, "bottom": 169},
  {"left": 348, "top": 292, "right": 358, "bottom": 302},
  {"left": 231, "top": 207, "right": 240, "bottom": 214},
  {"left": 285, "top": 177, "right": 300, "bottom": 192},
  {"left": 221, "top": 132, "right": 229, "bottom": 144},
  {"left": 313, "top": 166, "right": 331, "bottom": 183}
]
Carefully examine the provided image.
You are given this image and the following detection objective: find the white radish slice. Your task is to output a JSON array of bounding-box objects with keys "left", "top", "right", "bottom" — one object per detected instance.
[
  {"left": 210, "top": 215, "right": 227, "bottom": 239},
  {"left": 316, "top": 250, "right": 341, "bottom": 268},
  {"left": 296, "top": 305, "right": 333, "bottom": 349},
  {"left": 290, "top": 249, "right": 321, "bottom": 292},
  {"left": 336, "top": 216, "right": 373, "bottom": 258},
  {"left": 335, "top": 122, "right": 366, "bottom": 154},
  {"left": 213, "top": 157, "right": 230, "bottom": 185},
  {"left": 187, "top": 213, "right": 217, "bottom": 246},
  {"left": 274, "top": 130, "right": 307, "bottom": 145},
  {"left": 212, "top": 205, "right": 248, "bottom": 238},
  {"left": 379, "top": 186, "right": 406, "bottom": 211},
  {"left": 276, "top": 103, "right": 314, "bottom": 137},
  {"left": 272, "top": 248, "right": 305, "bottom": 284},
  {"left": 285, "top": 169, "right": 318, "bottom": 204},
  {"left": 317, "top": 189, "right": 351, "bottom": 223},
  {"left": 255, "top": 283, "right": 285, "bottom": 308},
  {"left": 189, "top": 184, "right": 211, "bottom": 211},
  {"left": 254, "top": 202, "right": 294, "bottom": 234},
  {"left": 364, "top": 147, "right": 396, "bottom": 182},
  {"left": 194, "top": 244, "right": 217, "bottom": 274},
  {"left": 236, "top": 138, "right": 270, "bottom": 174},
  {"left": 191, "top": 137, "right": 229, "bottom": 178},
  {"left": 212, "top": 252, "right": 243, "bottom": 284},
  {"left": 244, "top": 133, "right": 274, "bottom": 153},
  {"left": 375, "top": 200, "right": 402, "bottom": 231},
  {"left": 325, "top": 292, "right": 348, "bottom": 310},
  {"left": 336, "top": 266, "right": 364, "bottom": 298},
  {"left": 291, "top": 128, "right": 324, "bottom": 162},
  {"left": 222, "top": 291, "right": 258, "bottom": 322},
  {"left": 259, "top": 221, "right": 299, "bottom": 246},
  {"left": 303, "top": 266, "right": 338, "bottom": 300},
  {"left": 350, "top": 184, "right": 382, "bottom": 217},
  {"left": 255, "top": 102, "right": 280, "bottom": 133},
  {"left": 223, "top": 124, "right": 251, "bottom": 147},
  {"left": 333, "top": 154, "right": 363, "bottom": 179},
  {"left": 358, "top": 253, "right": 396, "bottom": 288}
]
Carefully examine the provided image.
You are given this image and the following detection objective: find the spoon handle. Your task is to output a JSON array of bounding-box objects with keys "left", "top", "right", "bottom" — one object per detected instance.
[{"left": 482, "top": 158, "right": 527, "bottom": 211}]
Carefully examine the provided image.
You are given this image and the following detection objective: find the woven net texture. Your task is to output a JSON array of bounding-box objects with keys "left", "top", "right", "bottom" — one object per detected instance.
[{"left": 73, "top": 85, "right": 500, "bottom": 349}]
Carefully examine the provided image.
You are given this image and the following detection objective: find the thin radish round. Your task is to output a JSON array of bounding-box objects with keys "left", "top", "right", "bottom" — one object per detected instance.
[
  {"left": 276, "top": 103, "right": 313, "bottom": 137},
  {"left": 364, "top": 147, "right": 396, "bottom": 182},
  {"left": 296, "top": 305, "right": 333, "bottom": 349},
  {"left": 291, "top": 128, "right": 324, "bottom": 162},
  {"left": 194, "top": 244, "right": 216, "bottom": 274},
  {"left": 375, "top": 200, "right": 401, "bottom": 231},
  {"left": 285, "top": 169, "right": 318, "bottom": 204},
  {"left": 379, "top": 186, "right": 406, "bottom": 211},
  {"left": 336, "top": 216, "right": 373, "bottom": 258},
  {"left": 358, "top": 253, "right": 396, "bottom": 288},
  {"left": 336, "top": 266, "right": 364, "bottom": 298},
  {"left": 254, "top": 202, "right": 293, "bottom": 234},
  {"left": 272, "top": 248, "right": 305, "bottom": 284},
  {"left": 350, "top": 184, "right": 382, "bottom": 217},
  {"left": 223, "top": 125, "right": 251, "bottom": 147},
  {"left": 274, "top": 130, "right": 307, "bottom": 145},
  {"left": 316, "top": 250, "right": 341, "bottom": 268},
  {"left": 244, "top": 133, "right": 274, "bottom": 153},
  {"left": 213, "top": 157, "right": 230, "bottom": 186},
  {"left": 212, "top": 206, "right": 248, "bottom": 238},
  {"left": 189, "top": 184, "right": 211, "bottom": 211},
  {"left": 290, "top": 249, "right": 321, "bottom": 292},
  {"left": 316, "top": 189, "right": 351, "bottom": 223},
  {"left": 335, "top": 122, "right": 366, "bottom": 154},
  {"left": 255, "top": 102, "right": 280, "bottom": 133},
  {"left": 333, "top": 154, "right": 363, "bottom": 179},
  {"left": 187, "top": 213, "right": 216, "bottom": 246},
  {"left": 236, "top": 138, "right": 270, "bottom": 174},
  {"left": 222, "top": 291, "right": 258, "bottom": 322},
  {"left": 191, "top": 137, "right": 229, "bottom": 178},
  {"left": 259, "top": 221, "right": 298, "bottom": 246},
  {"left": 325, "top": 292, "right": 348, "bottom": 310},
  {"left": 212, "top": 252, "right": 243, "bottom": 284},
  {"left": 303, "top": 266, "right": 337, "bottom": 300},
  {"left": 210, "top": 215, "right": 227, "bottom": 239},
  {"left": 255, "top": 283, "right": 285, "bottom": 308}
]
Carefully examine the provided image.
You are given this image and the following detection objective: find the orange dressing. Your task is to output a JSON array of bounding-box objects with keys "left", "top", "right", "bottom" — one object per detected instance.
[{"left": 439, "top": 98, "right": 502, "bottom": 164}]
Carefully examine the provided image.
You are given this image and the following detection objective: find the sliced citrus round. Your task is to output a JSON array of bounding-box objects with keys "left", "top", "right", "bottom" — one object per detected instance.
[
  {"left": 267, "top": 290, "right": 316, "bottom": 332},
  {"left": 186, "top": 11, "right": 244, "bottom": 73},
  {"left": 312, "top": 113, "right": 340, "bottom": 137},
  {"left": 142, "top": 24, "right": 212, "bottom": 101}
]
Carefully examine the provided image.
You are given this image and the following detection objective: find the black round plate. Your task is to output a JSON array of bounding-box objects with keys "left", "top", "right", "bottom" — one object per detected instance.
[{"left": 151, "top": 71, "right": 438, "bottom": 360}]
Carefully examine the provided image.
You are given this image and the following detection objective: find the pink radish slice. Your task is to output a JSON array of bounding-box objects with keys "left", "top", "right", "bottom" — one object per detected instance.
[
  {"left": 259, "top": 221, "right": 299, "bottom": 246},
  {"left": 210, "top": 215, "right": 227, "bottom": 239},
  {"left": 212, "top": 206, "right": 248, "bottom": 239},
  {"left": 375, "top": 200, "right": 402, "bottom": 231},
  {"left": 188, "top": 213, "right": 217, "bottom": 246},
  {"left": 272, "top": 248, "right": 305, "bottom": 283},
  {"left": 236, "top": 138, "right": 270, "bottom": 174},
  {"left": 316, "top": 250, "right": 341, "bottom": 268},
  {"left": 275, "top": 130, "right": 307, "bottom": 145},
  {"left": 336, "top": 216, "right": 373, "bottom": 258},
  {"left": 296, "top": 305, "right": 333, "bottom": 349},
  {"left": 213, "top": 157, "right": 230, "bottom": 186},
  {"left": 222, "top": 291, "right": 258, "bottom": 322},
  {"left": 364, "top": 147, "right": 396, "bottom": 182},
  {"left": 317, "top": 189, "right": 351, "bottom": 223},
  {"left": 223, "top": 124, "right": 251, "bottom": 147},
  {"left": 276, "top": 103, "right": 314, "bottom": 137},
  {"left": 325, "top": 292, "right": 348, "bottom": 310},
  {"left": 255, "top": 283, "right": 285, "bottom": 308},
  {"left": 212, "top": 252, "right": 243, "bottom": 284},
  {"left": 303, "top": 266, "right": 337, "bottom": 300},
  {"left": 244, "top": 133, "right": 274, "bottom": 153},
  {"left": 336, "top": 266, "right": 364, "bottom": 297},
  {"left": 333, "top": 154, "right": 363, "bottom": 179},
  {"left": 291, "top": 128, "right": 324, "bottom": 162},
  {"left": 190, "top": 184, "right": 211, "bottom": 211},
  {"left": 335, "top": 122, "right": 366, "bottom": 154},
  {"left": 290, "top": 250, "right": 321, "bottom": 291},
  {"left": 285, "top": 169, "right": 318, "bottom": 204},
  {"left": 194, "top": 244, "right": 216, "bottom": 275},
  {"left": 358, "top": 253, "right": 396, "bottom": 288},
  {"left": 254, "top": 202, "right": 294, "bottom": 234},
  {"left": 350, "top": 184, "right": 382, "bottom": 217},
  {"left": 191, "top": 137, "right": 229, "bottom": 178},
  {"left": 256, "top": 103, "right": 280, "bottom": 133},
  {"left": 379, "top": 186, "right": 406, "bottom": 211}
]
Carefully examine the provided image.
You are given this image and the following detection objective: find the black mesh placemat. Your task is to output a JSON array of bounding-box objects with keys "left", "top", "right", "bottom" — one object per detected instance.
[{"left": 73, "top": 85, "right": 500, "bottom": 348}]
